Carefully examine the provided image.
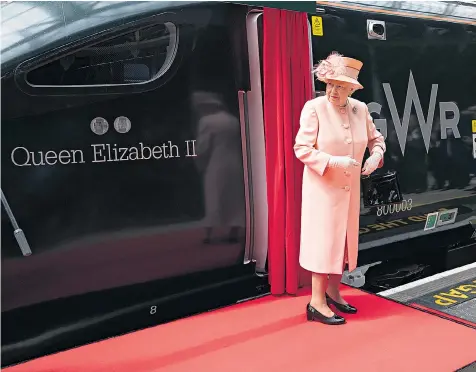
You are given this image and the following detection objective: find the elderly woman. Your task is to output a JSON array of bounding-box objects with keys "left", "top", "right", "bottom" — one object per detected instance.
[{"left": 294, "top": 52, "right": 386, "bottom": 325}]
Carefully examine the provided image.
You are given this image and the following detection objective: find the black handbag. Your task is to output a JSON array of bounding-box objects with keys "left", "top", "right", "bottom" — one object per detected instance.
[{"left": 361, "top": 170, "right": 403, "bottom": 208}]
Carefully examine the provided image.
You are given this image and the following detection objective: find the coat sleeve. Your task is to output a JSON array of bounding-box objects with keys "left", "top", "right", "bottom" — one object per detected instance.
[
  {"left": 364, "top": 103, "right": 386, "bottom": 168},
  {"left": 294, "top": 101, "right": 332, "bottom": 176}
]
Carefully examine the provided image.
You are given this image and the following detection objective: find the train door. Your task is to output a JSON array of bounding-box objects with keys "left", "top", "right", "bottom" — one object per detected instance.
[
  {"left": 244, "top": 8, "right": 317, "bottom": 283},
  {"left": 244, "top": 9, "right": 268, "bottom": 274},
  {"left": 1, "top": 2, "right": 267, "bottom": 366}
]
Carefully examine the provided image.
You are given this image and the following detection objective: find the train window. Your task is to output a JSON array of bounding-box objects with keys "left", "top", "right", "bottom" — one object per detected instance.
[{"left": 26, "top": 23, "right": 178, "bottom": 87}]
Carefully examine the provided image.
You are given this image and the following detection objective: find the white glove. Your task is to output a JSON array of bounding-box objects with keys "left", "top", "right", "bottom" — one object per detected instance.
[
  {"left": 328, "top": 156, "right": 360, "bottom": 169},
  {"left": 361, "top": 152, "right": 382, "bottom": 176}
]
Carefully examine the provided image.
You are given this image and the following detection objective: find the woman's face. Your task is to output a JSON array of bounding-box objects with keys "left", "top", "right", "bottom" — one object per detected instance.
[{"left": 326, "top": 81, "right": 353, "bottom": 106}]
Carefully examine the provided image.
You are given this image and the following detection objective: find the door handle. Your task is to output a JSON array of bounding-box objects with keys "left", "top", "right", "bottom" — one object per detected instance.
[{"left": 1, "top": 189, "right": 32, "bottom": 256}]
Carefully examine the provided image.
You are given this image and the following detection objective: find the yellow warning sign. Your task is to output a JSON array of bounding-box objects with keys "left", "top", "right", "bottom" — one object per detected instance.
[
  {"left": 472, "top": 119, "right": 476, "bottom": 133},
  {"left": 311, "top": 16, "right": 323, "bottom": 36}
]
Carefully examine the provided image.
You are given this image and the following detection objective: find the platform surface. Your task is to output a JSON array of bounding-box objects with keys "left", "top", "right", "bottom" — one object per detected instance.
[
  {"left": 380, "top": 263, "right": 476, "bottom": 326},
  {"left": 5, "top": 285, "right": 476, "bottom": 372}
]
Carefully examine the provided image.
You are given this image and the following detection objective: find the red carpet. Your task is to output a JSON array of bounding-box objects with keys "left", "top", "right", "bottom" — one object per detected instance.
[{"left": 6, "top": 286, "right": 476, "bottom": 372}]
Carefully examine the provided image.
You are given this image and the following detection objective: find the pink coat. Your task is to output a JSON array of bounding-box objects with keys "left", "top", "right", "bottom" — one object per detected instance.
[{"left": 294, "top": 96, "right": 386, "bottom": 274}]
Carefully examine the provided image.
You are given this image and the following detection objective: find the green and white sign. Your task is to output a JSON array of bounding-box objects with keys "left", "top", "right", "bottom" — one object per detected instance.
[
  {"left": 436, "top": 208, "right": 458, "bottom": 227},
  {"left": 424, "top": 212, "right": 439, "bottom": 231},
  {"left": 424, "top": 208, "right": 459, "bottom": 231}
]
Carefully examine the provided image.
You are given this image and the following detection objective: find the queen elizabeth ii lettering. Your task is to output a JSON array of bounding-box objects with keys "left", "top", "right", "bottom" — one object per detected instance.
[{"left": 91, "top": 142, "right": 180, "bottom": 163}]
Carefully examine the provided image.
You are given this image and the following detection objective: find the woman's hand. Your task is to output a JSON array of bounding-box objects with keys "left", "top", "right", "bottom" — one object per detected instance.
[
  {"left": 361, "top": 152, "right": 382, "bottom": 175},
  {"left": 328, "top": 156, "right": 360, "bottom": 169}
]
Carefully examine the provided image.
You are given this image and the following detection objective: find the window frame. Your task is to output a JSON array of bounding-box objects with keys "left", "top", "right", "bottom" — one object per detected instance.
[{"left": 13, "top": 12, "right": 189, "bottom": 97}]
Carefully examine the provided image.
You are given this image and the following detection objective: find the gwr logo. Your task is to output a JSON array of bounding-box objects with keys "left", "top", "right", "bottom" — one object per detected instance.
[{"left": 367, "top": 71, "right": 460, "bottom": 156}]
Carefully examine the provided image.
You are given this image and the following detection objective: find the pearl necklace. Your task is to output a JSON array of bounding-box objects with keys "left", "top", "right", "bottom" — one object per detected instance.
[
  {"left": 338, "top": 103, "right": 348, "bottom": 114},
  {"left": 328, "top": 97, "right": 357, "bottom": 114}
]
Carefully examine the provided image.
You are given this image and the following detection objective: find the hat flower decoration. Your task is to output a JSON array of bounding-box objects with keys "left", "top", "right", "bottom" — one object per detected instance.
[
  {"left": 313, "top": 52, "right": 347, "bottom": 81},
  {"left": 312, "top": 51, "right": 364, "bottom": 90}
]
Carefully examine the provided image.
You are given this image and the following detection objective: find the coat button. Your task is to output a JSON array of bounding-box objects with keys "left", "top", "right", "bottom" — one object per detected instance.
[
  {"left": 346, "top": 138, "right": 352, "bottom": 144},
  {"left": 343, "top": 124, "right": 349, "bottom": 129},
  {"left": 344, "top": 171, "right": 350, "bottom": 177},
  {"left": 344, "top": 186, "right": 350, "bottom": 191}
]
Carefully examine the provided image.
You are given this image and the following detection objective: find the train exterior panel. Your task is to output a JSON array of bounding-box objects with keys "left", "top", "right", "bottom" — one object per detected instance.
[{"left": 308, "top": 1, "right": 476, "bottom": 286}]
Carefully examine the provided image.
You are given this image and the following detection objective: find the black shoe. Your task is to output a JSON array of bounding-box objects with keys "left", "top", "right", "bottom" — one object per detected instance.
[
  {"left": 326, "top": 293, "right": 357, "bottom": 314},
  {"left": 306, "top": 303, "right": 346, "bottom": 325}
]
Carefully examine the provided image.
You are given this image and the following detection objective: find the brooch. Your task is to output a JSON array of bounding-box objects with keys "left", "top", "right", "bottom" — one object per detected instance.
[{"left": 352, "top": 106, "right": 358, "bottom": 114}]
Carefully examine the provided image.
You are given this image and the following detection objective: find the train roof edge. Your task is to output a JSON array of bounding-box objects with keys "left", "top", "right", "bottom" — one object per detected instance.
[
  {"left": 1, "top": 1, "right": 475, "bottom": 71},
  {"left": 316, "top": 1, "right": 476, "bottom": 24}
]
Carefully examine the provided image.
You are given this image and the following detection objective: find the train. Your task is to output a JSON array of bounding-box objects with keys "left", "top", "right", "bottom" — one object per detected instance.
[{"left": 1, "top": 0, "right": 475, "bottom": 367}]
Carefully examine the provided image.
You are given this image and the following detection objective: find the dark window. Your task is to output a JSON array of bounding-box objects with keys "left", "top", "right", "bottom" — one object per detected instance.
[{"left": 26, "top": 23, "right": 178, "bottom": 86}]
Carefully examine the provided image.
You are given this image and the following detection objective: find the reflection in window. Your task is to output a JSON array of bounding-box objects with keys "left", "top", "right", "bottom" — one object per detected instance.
[
  {"left": 1, "top": 2, "right": 55, "bottom": 50},
  {"left": 26, "top": 22, "right": 178, "bottom": 86}
]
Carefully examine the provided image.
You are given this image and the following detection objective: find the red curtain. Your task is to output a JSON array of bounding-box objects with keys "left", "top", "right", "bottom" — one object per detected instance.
[{"left": 263, "top": 8, "right": 313, "bottom": 295}]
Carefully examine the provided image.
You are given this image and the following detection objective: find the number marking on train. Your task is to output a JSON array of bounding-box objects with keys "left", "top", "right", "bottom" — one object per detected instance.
[{"left": 376, "top": 199, "right": 412, "bottom": 217}]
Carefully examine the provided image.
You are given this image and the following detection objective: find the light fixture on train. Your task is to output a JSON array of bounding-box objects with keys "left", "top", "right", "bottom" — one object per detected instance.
[{"left": 367, "top": 20, "right": 386, "bottom": 40}]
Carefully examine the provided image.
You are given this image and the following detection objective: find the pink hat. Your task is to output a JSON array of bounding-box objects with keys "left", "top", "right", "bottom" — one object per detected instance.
[{"left": 313, "top": 52, "right": 364, "bottom": 90}]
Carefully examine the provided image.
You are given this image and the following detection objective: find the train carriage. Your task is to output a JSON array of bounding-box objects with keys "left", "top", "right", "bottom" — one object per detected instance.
[{"left": 1, "top": 0, "right": 475, "bottom": 367}]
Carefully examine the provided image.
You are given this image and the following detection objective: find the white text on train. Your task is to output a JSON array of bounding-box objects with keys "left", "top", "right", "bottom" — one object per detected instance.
[
  {"left": 367, "top": 70, "right": 460, "bottom": 156},
  {"left": 10, "top": 140, "right": 197, "bottom": 167},
  {"left": 91, "top": 142, "right": 182, "bottom": 163}
]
